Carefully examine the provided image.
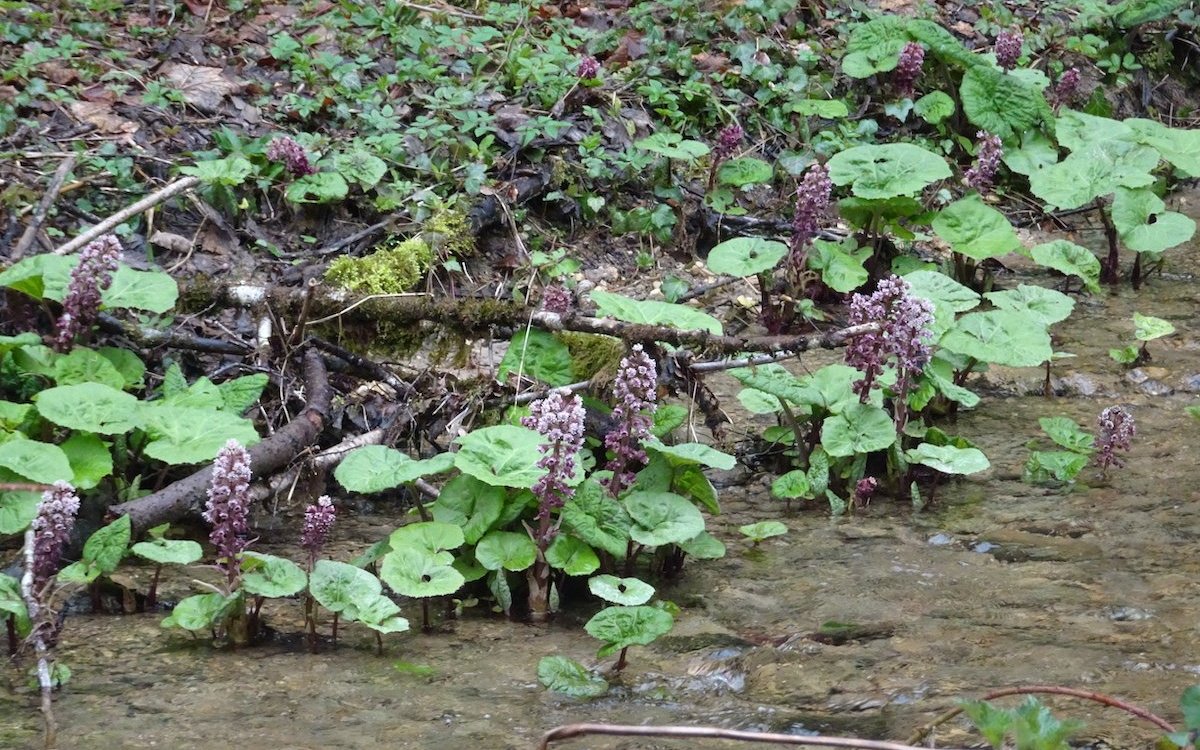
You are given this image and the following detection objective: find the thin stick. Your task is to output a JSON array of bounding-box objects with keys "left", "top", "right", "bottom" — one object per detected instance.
[
  {"left": 13, "top": 155, "right": 77, "bottom": 260},
  {"left": 904, "top": 684, "right": 1176, "bottom": 745},
  {"left": 20, "top": 531, "right": 57, "bottom": 749},
  {"left": 538, "top": 723, "right": 964, "bottom": 750},
  {"left": 51, "top": 175, "right": 200, "bottom": 256}
]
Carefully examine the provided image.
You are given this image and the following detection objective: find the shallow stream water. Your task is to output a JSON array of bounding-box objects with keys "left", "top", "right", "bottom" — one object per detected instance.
[{"left": 4, "top": 202, "right": 1200, "bottom": 749}]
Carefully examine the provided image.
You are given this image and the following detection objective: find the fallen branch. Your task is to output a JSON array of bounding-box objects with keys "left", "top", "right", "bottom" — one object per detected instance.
[
  {"left": 538, "top": 723, "right": 963, "bottom": 750},
  {"left": 904, "top": 684, "right": 1176, "bottom": 745},
  {"left": 109, "top": 348, "right": 331, "bottom": 531},
  {"left": 97, "top": 313, "right": 252, "bottom": 355},
  {"left": 12, "top": 155, "right": 76, "bottom": 260},
  {"left": 20, "top": 531, "right": 57, "bottom": 749},
  {"left": 51, "top": 175, "right": 200, "bottom": 256}
]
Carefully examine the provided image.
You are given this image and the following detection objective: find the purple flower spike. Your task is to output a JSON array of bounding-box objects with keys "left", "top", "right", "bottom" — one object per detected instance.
[
  {"left": 204, "top": 439, "right": 253, "bottom": 584},
  {"left": 30, "top": 481, "right": 81, "bottom": 592},
  {"left": 845, "top": 275, "right": 935, "bottom": 429},
  {"left": 1095, "top": 405, "right": 1135, "bottom": 475},
  {"left": 541, "top": 284, "right": 572, "bottom": 315},
  {"left": 995, "top": 29, "right": 1023, "bottom": 71},
  {"left": 300, "top": 495, "right": 336, "bottom": 559},
  {"left": 522, "top": 389, "right": 586, "bottom": 521},
  {"left": 54, "top": 235, "right": 121, "bottom": 352},
  {"left": 713, "top": 123, "right": 744, "bottom": 163},
  {"left": 1051, "top": 67, "right": 1081, "bottom": 110},
  {"left": 578, "top": 56, "right": 601, "bottom": 79},
  {"left": 893, "top": 42, "right": 925, "bottom": 98},
  {"left": 790, "top": 163, "right": 832, "bottom": 265},
  {"left": 964, "top": 130, "right": 1003, "bottom": 194},
  {"left": 603, "top": 344, "right": 658, "bottom": 497},
  {"left": 266, "top": 136, "right": 316, "bottom": 177},
  {"left": 853, "top": 477, "right": 879, "bottom": 507}
]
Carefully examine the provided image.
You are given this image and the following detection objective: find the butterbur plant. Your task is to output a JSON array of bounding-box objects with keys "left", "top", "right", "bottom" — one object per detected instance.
[
  {"left": 892, "top": 42, "right": 925, "bottom": 98},
  {"left": 577, "top": 55, "right": 600, "bottom": 80},
  {"left": 1094, "top": 405, "right": 1135, "bottom": 477},
  {"left": 53, "top": 234, "right": 120, "bottom": 352},
  {"left": 790, "top": 163, "right": 832, "bottom": 269},
  {"left": 707, "top": 123, "right": 744, "bottom": 190},
  {"left": 994, "top": 28, "right": 1023, "bottom": 71},
  {"left": 964, "top": 131, "right": 1003, "bottom": 195},
  {"left": 300, "top": 496, "right": 336, "bottom": 648},
  {"left": 266, "top": 135, "right": 316, "bottom": 177},
  {"left": 21, "top": 481, "right": 81, "bottom": 748},
  {"left": 205, "top": 439, "right": 253, "bottom": 590},
  {"left": 520, "top": 389, "right": 586, "bottom": 622},
  {"left": 845, "top": 275, "right": 935, "bottom": 433},
  {"left": 1050, "top": 67, "right": 1081, "bottom": 111},
  {"left": 604, "top": 344, "right": 657, "bottom": 499}
]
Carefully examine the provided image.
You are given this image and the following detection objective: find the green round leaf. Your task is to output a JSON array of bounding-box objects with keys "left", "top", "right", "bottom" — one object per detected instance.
[
  {"left": 286, "top": 171, "right": 349, "bottom": 204},
  {"left": 914, "top": 91, "right": 955, "bottom": 124},
  {"left": 162, "top": 592, "right": 235, "bottom": 631},
  {"left": 634, "top": 132, "right": 710, "bottom": 160},
  {"left": 1029, "top": 140, "right": 1158, "bottom": 211},
  {"left": 677, "top": 531, "right": 726, "bottom": 559},
  {"left": 827, "top": 143, "right": 951, "bottom": 199},
  {"left": 241, "top": 552, "right": 307, "bottom": 598},
  {"left": 80, "top": 514, "right": 130, "bottom": 574},
  {"left": 61, "top": 433, "right": 113, "bottom": 490},
  {"left": 333, "top": 149, "right": 388, "bottom": 189},
  {"left": 1133, "top": 312, "right": 1175, "bottom": 342},
  {"left": 139, "top": 404, "right": 261, "bottom": 465},
  {"left": 706, "top": 237, "right": 788, "bottom": 277},
  {"left": 538, "top": 655, "right": 609, "bottom": 698},
  {"left": 560, "top": 479, "right": 632, "bottom": 559},
  {"left": 453, "top": 425, "right": 546, "bottom": 488},
  {"left": 984, "top": 285, "right": 1075, "bottom": 326},
  {"left": 544, "top": 535, "right": 600, "bottom": 576},
  {"left": 717, "top": 157, "right": 774, "bottom": 188},
  {"left": 497, "top": 329, "right": 573, "bottom": 386},
  {"left": 35, "top": 383, "right": 140, "bottom": 435},
  {"left": 940, "top": 310, "right": 1053, "bottom": 367},
  {"left": 584, "top": 605, "right": 674, "bottom": 657},
  {"left": 771, "top": 470, "right": 811, "bottom": 499},
  {"left": 380, "top": 546, "right": 465, "bottom": 598},
  {"left": 590, "top": 290, "right": 723, "bottom": 335},
  {"left": 623, "top": 490, "right": 705, "bottom": 547},
  {"left": 308, "top": 559, "right": 383, "bottom": 618},
  {"left": 932, "top": 195, "right": 1022, "bottom": 261},
  {"left": 904, "top": 443, "right": 990, "bottom": 475},
  {"left": 335, "top": 445, "right": 455, "bottom": 493},
  {"left": 475, "top": 530, "right": 537, "bottom": 572},
  {"left": 588, "top": 574, "right": 654, "bottom": 606},
  {"left": 52, "top": 347, "right": 125, "bottom": 389},
  {"left": 0, "top": 438, "right": 71, "bottom": 484},
  {"left": 104, "top": 267, "right": 179, "bottom": 314},
  {"left": 431, "top": 474, "right": 505, "bottom": 544},
  {"left": 131, "top": 537, "right": 203, "bottom": 566},
  {"left": 644, "top": 439, "right": 735, "bottom": 470},
  {"left": 738, "top": 520, "right": 788, "bottom": 542},
  {"left": 788, "top": 99, "right": 849, "bottom": 119},
  {"left": 355, "top": 595, "right": 410, "bottom": 634},
  {"left": 820, "top": 403, "right": 896, "bottom": 458},
  {"left": 389, "top": 521, "right": 465, "bottom": 554},
  {"left": 809, "top": 239, "right": 870, "bottom": 293},
  {"left": 0, "top": 573, "right": 31, "bottom": 637},
  {"left": 1112, "top": 187, "right": 1196, "bottom": 253},
  {"left": 1030, "top": 241, "right": 1101, "bottom": 294},
  {"left": 0, "top": 490, "right": 41, "bottom": 534}
]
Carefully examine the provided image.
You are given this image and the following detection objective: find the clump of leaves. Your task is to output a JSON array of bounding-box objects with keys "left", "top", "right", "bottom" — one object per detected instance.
[
  {"left": 962, "top": 696, "right": 1083, "bottom": 750},
  {"left": 1109, "top": 312, "right": 1175, "bottom": 365}
]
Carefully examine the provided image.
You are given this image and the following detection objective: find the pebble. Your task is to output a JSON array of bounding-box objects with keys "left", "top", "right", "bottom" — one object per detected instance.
[
  {"left": 927, "top": 533, "right": 954, "bottom": 546},
  {"left": 1180, "top": 374, "right": 1200, "bottom": 393},
  {"left": 1136, "top": 379, "right": 1174, "bottom": 396},
  {"left": 1059, "top": 373, "right": 1101, "bottom": 397}
]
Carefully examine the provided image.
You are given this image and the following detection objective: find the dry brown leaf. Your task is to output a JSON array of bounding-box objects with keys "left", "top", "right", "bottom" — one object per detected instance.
[
  {"left": 68, "top": 101, "right": 139, "bottom": 137},
  {"left": 692, "top": 52, "right": 730, "bottom": 73},
  {"left": 160, "top": 63, "right": 241, "bottom": 113},
  {"left": 39, "top": 62, "right": 78, "bottom": 85},
  {"left": 0, "top": 85, "right": 17, "bottom": 102},
  {"left": 149, "top": 231, "right": 193, "bottom": 254}
]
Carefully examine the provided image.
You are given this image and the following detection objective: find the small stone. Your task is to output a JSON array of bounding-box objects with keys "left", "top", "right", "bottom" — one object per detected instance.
[
  {"left": 927, "top": 533, "right": 954, "bottom": 546},
  {"left": 1136, "top": 379, "right": 1174, "bottom": 396},
  {"left": 1179, "top": 374, "right": 1200, "bottom": 393}
]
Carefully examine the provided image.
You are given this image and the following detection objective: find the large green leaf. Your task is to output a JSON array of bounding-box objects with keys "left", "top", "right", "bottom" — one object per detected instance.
[
  {"left": 1003, "top": 130, "right": 1060, "bottom": 177},
  {"left": 0, "top": 573, "right": 30, "bottom": 637},
  {"left": 241, "top": 552, "right": 307, "bottom": 598},
  {"left": 1029, "top": 141, "right": 1159, "bottom": 210},
  {"left": 430, "top": 474, "right": 505, "bottom": 544},
  {"left": 808, "top": 239, "right": 870, "bottom": 293},
  {"left": 820, "top": 403, "right": 896, "bottom": 458},
  {"left": 585, "top": 605, "right": 674, "bottom": 658},
  {"left": 217, "top": 373, "right": 269, "bottom": 414},
  {"left": 984, "top": 285, "right": 1075, "bottom": 326},
  {"left": 52, "top": 347, "right": 125, "bottom": 389},
  {"left": 60, "top": 433, "right": 113, "bottom": 490},
  {"left": 131, "top": 536, "right": 203, "bottom": 566},
  {"left": 161, "top": 592, "right": 236, "bottom": 631},
  {"left": 333, "top": 149, "right": 388, "bottom": 189},
  {"left": 286, "top": 171, "right": 349, "bottom": 203},
  {"left": 706, "top": 237, "right": 788, "bottom": 277},
  {"left": 35, "top": 383, "right": 140, "bottom": 434},
  {"left": 453, "top": 425, "right": 547, "bottom": 488},
  {"left": 590, "top": 290, "right": 723, "bottom": 335},
  {"left": 308, "top": 559, "right": 383, "bottom": 619},
  {"left": 932, "top": 195, "right": 1021, "bottom": 261},
  {"left": 537, "top": 655, "right": 609, "bottom": 698},
  {"left": 634, "top": 132, "right": 710, "bottom": 160},
  {"left": 560, "top": 479, "right": 632, "bottom": 558},
  {"left": 388, "top": 521, "right": 465, "bottom": 554},
  {"left": 81, "top": 514, "right": 130, "bottom": 573},
  {"left": 914, "top": 91, "right": 955, "bottom": 124},
  {"left": 139, "top": 404, "right": 261, "bottom": 464},
  {"left": 354, "top": 595, "right": 410, "bottom": 634},
  {"left": 904, "top": 443, "right": 990, "bottom": 475},
  {"left": 544, "top": 535, "right": 600, "bottom": 575},
  {"left": 1111, "top": 187, "right": 1196, "bottom": 253},
  {"left": 827, "top": 143, "right": 951, "bottom": 199},
  {"left": 677, "top": 530, "right": 726, "bottom": 559},
  {"left": 1127, "top": 118, "right": 1200, "bottom": 176},
  {"left": 623, "top": 490, "right": 704, "bottom": 547},
  {"left": 1029, "top": 240, "right": 1101, "bottom": 293},
  {"left": 474, "top": 530, "right": 537, "bottom": 572},
  {"left": 1038, "top": 417, "right": 1094, "bottom": 453},
  {"left": 0, "top": 438, "right": 72, "bottom": 484},
  {"left": 497, "top": 329, "right": 573, "bottom": 386},
  {"left": 739, "top": 520, "right": 788, "bottom": 542},
  {"left": 729, "top": 363, "right": 809, "bottom": 406},
  {"left": 103, "top": 267, "right": 178, "bottom": 313},
  {"left": 0, "top": 489, "right": 41, "bottom": 534},
  {"left": 941, "top": 310, "right": 1052, "bottom": 367},
  {"left": 588, "top": 575, "right": 654, "bottom": 606},
  {"left": 379, "top": 546, "right": 465, "bottom": 598},
  {"left": 717, "top": 157, "right": 774, "bottom": 188},
  {"left": 959, "top": 66, "right": 1048, "bottom": 139},
  {"left": 841, "top": 15, "right": 908, "bottom": 78},
  {"left": 643, "top": 438, "right": 735, "bottom": 470},
  {"left": 1110, "top": 0, "right": 1189, "bottom": 27},
  {"left": 1133, "top": 312, "right": 1175, "bottom": 341},
  {"left": 334, "top": 445, "right": 455, "bottom": 493}
]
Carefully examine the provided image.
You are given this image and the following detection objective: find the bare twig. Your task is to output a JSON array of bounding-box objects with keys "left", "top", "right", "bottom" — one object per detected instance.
[
  {"left": 13, "top": 155, "right": 77, "bottom": 260},
  {"left": 20, "top": 531, "right": 57, "bottom": 749},
  {"left": 538, "top": 723, "right": 964, "bottom": 750},
  {"left": 51, "top": 175, "right": 200, "bottom": 256}
]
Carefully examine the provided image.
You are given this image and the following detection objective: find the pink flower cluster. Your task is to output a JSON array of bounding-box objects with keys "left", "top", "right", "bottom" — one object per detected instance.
[
  {"left": 31, "top": 481, "right": 81, "bottom": 592},
  {"left": 54, "top": 235, "right": 121, "bottom": 352},
  {"left": 540, "top": 284, "right": 572, "bottom": 315},
  {"left": 893, "top": 42, "right": 925, "bottom": 98},
  {"left": 604, "top": 345, "right": 657, "bottom": 497},
  {"left": 266, "top": 136, "right": 316, "bottom": 177},
  {"left": 1095, "top": 405, "right": 1135, "bottom": 474},
  {"left": 300, "top": 495, "right": 336, "bottom": 558},
  {"left": 713, "top": 124, "right": 744, "bottom": 163},
  {"left": 204, "top": 440, "right": 253, "bottom": 584},
  {"left": 845, "top": 275, "right": 935, "bottom": 405},
  {"left": 522, "top": 389, "right": 586, "bottom": 518},
  {"left": 790, "top": 163, "right": 832, "bottom": 264},
  {"left": 995, "top": 29, "right": 1023, "bottom": 71},
  {"left": 1051, "top": 67, "right": 1082, "bottom": 110},
  {"left": 578, "top": 56, "right": 601, "bottom": 79},
  {"left": 964, "top": 131, "right": 1003, "bottom": 194}
]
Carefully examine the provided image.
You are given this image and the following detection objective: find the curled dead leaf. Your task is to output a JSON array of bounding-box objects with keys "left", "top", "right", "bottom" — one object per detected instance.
[
  {"left": 68, "top": 101, "right": 140, "bottom": 137},
  {"left": 149, "top": 231, "right": 193, "bottom": 254},
  {"left": 160, "top": 63, "right": 242, "bottom": 113}
]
